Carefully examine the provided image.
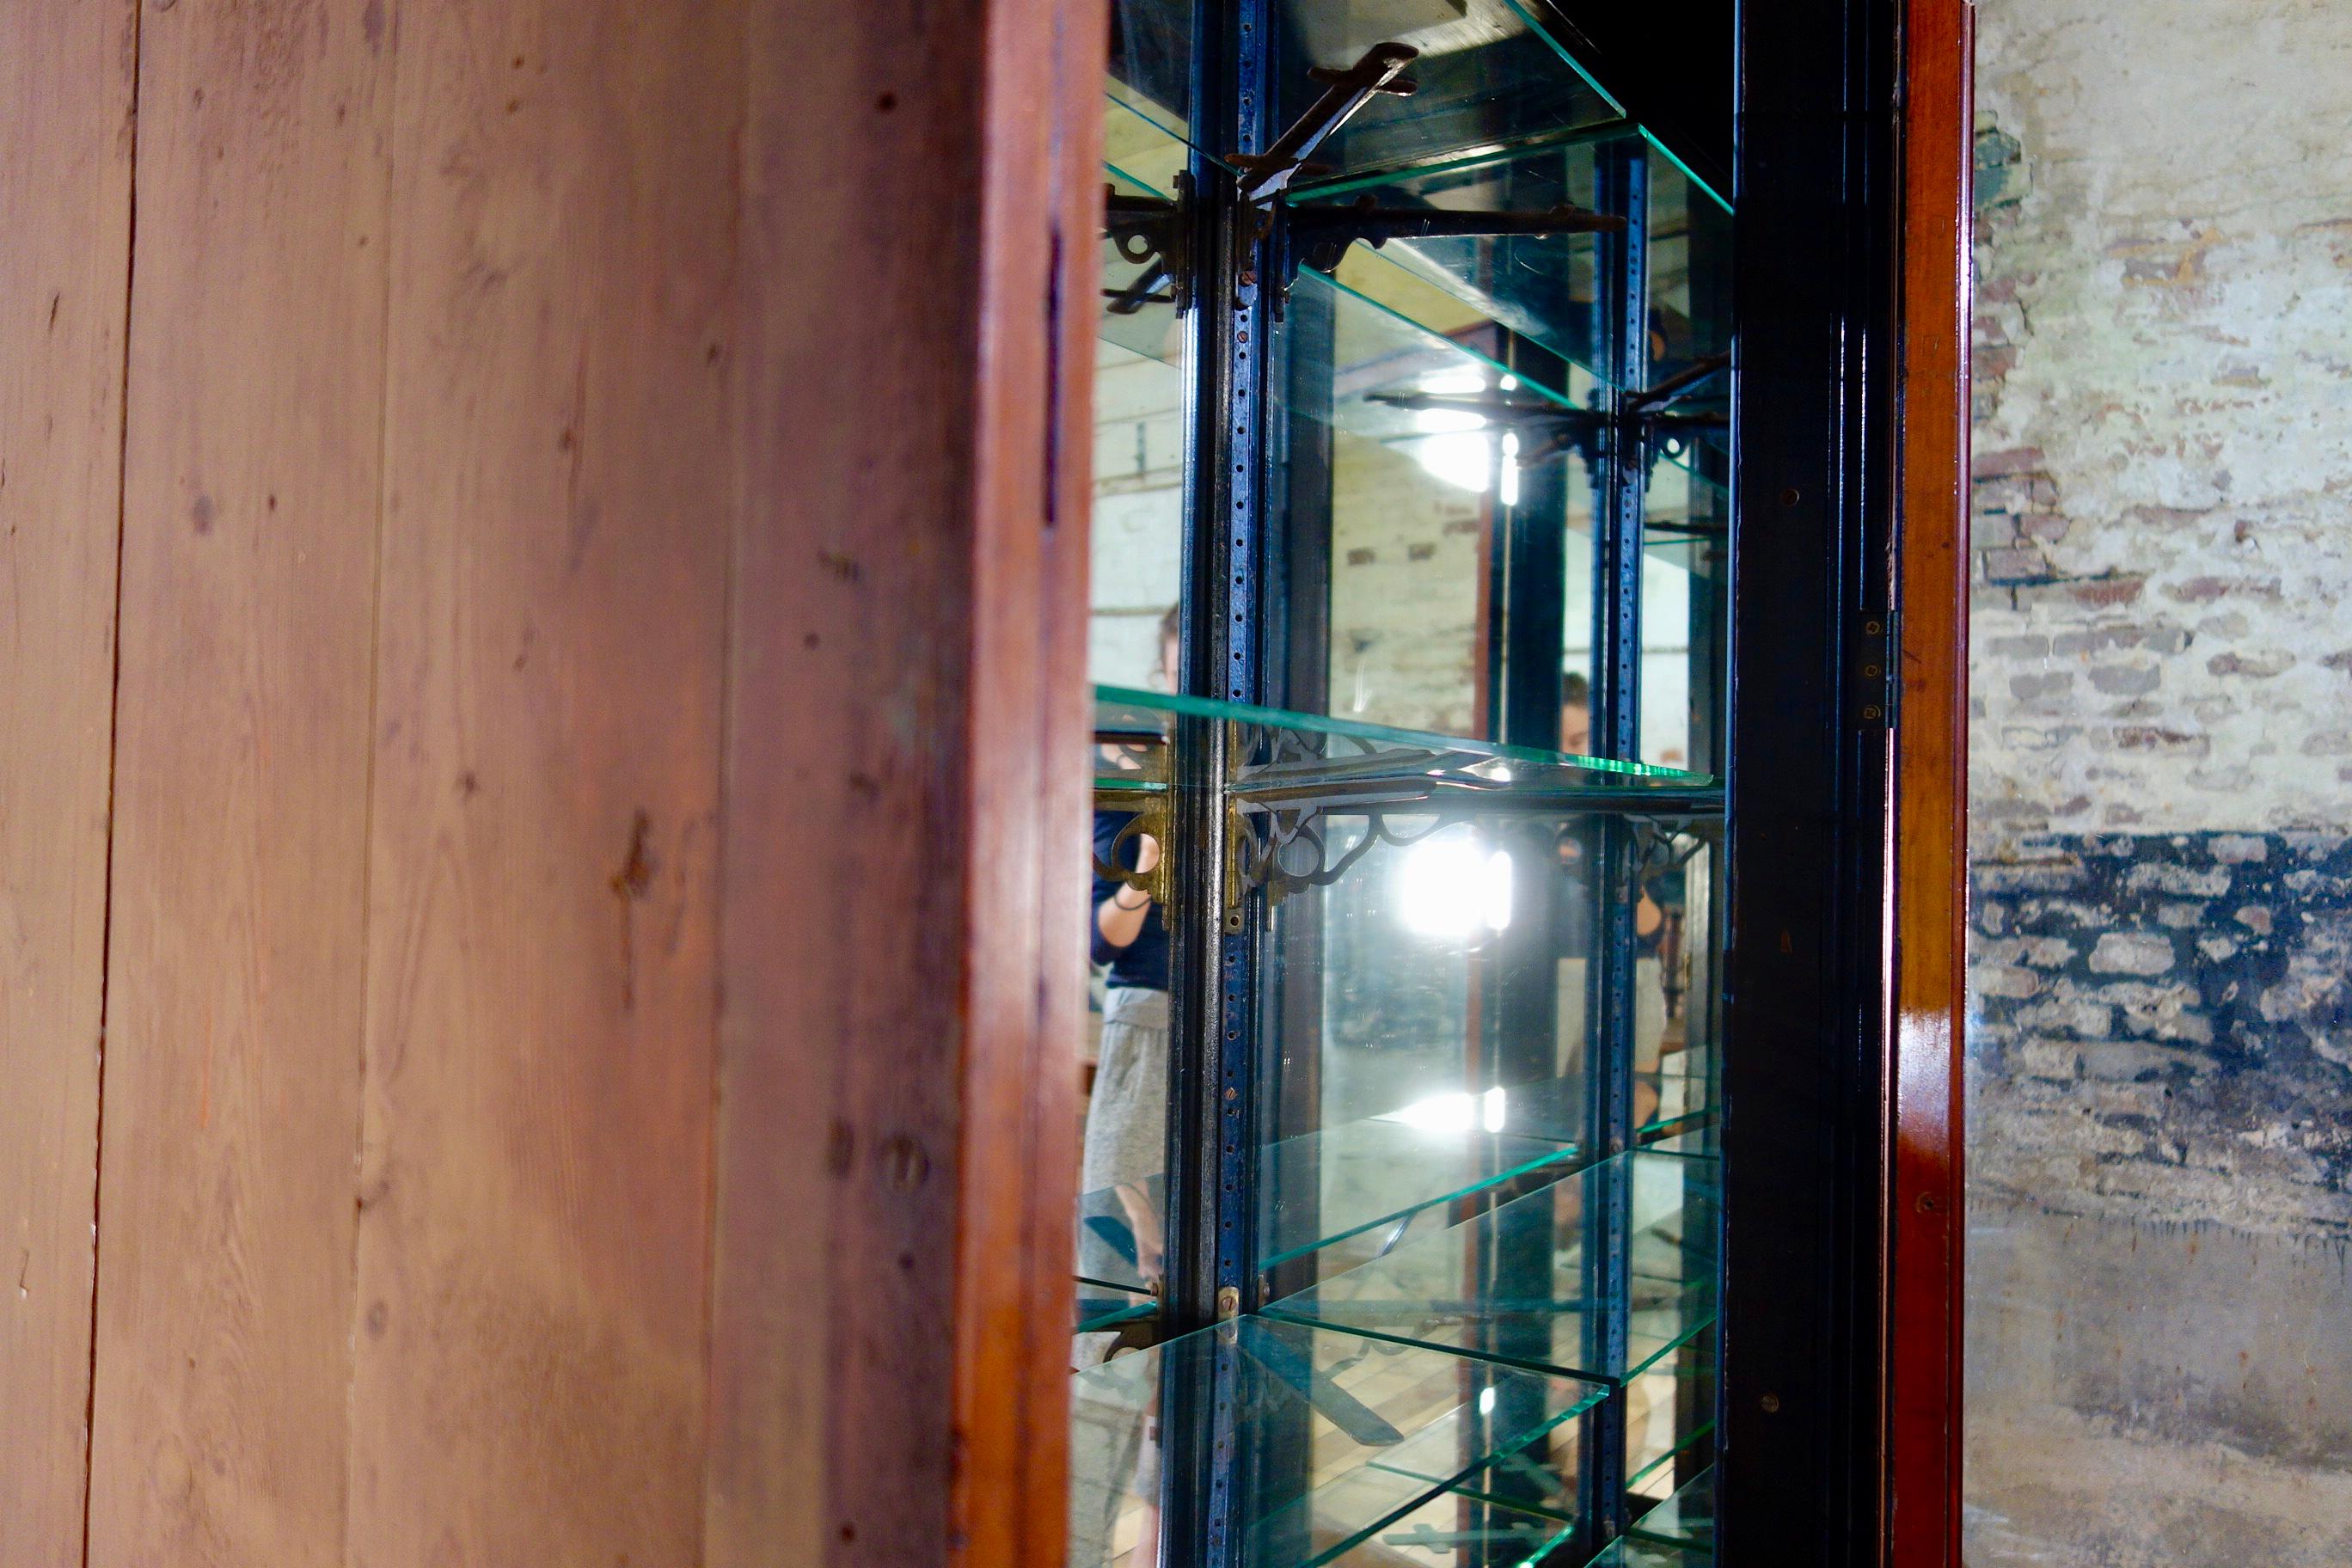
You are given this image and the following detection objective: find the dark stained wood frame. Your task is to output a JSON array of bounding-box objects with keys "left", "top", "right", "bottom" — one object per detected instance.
[{"left": 1888, "top": 0, "right": 1974, "bottom": 1562}]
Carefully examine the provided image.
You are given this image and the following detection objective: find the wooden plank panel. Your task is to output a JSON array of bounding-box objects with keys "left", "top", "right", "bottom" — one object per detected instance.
[
  {"left": 0, "top": 3, "right": 138, "bottom": 1563},
  {"left": 340, "top": 5, "right": 737, "bottom": 1560},
  {"left": 707, "top": 2, "right": 1104, "bottom": 1563},
  {"left": 1889, "top": 1, "right": 1975, "bottom": 1564},
  {"left": 86, "top": 3, "right": 394, "bottom": 1564}
]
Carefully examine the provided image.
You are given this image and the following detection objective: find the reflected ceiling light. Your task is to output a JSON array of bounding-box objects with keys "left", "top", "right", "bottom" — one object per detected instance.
[{"left": 1399, "top": 831, "right": 1514, "bottom": 937}]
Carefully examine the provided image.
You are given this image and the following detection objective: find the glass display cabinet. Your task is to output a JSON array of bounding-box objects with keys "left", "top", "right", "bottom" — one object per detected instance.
[{"left": 1075, "top": 3, "right": 1741, "bottom": 1563}]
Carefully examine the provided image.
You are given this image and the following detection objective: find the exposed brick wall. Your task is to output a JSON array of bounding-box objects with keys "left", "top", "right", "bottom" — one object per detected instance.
[
  {"left": 1973, "top": 833, "right": 2352, "bottom": 1237},
  {"left": 1967, "top": 2, "right": 2352, "bottom": 1561}
]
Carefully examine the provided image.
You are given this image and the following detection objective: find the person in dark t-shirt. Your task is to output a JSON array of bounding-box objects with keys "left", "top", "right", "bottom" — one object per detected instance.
[{"left": 1079, "top": 609, "right": 1180, "bottom": 1300}]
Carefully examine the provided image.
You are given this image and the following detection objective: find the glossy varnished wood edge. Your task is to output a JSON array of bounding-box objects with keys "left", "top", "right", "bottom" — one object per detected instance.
[
  {"left": 951, "top": 2, "right": 1110, "bottom": 1565},
  {"left": 1889, "top": 0, "right": 1974, "bottom": 1562}
]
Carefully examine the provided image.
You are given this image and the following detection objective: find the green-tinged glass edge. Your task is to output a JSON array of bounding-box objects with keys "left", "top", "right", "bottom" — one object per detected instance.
[
  {"left": 1093, "top": 684, "right": 1716, "bottom": 785},
  {"left": 1627, "top": 1427, "right": 1715, "bottom": 1493},
  {"left": 1075, "top": 1297, "right": 1161, "bottom": 1335},
  {"left": 1287, "top": 1367, "right": 1608, "bottom": 1568},
  {"left": 1105, "top": 156, "right": 1169, "bottom": 200},
  {"left": 1105, "top": 82, "right": 1213, "bottom": 164},
  {"left": 1639, "top": 125, "right": 1734, "bottom": 217},
  {"left": 1294, "top": 1388, "right": 1602, "bottom": 1568},
  {"left": 1493, "top": 0, "right": 1735, "bottom": 216},
  {"left": 1295, "top": 119, "right": 1638, "bottom": 200},
  {"left": 1256, "top": 1302, "right": 1718, "bottom": 1393},
  {"left": 1363, "top": 1401, "right": 1586, "bottom": 1524},
  {"left": 1349, "top": 1491, "right": 1583, "bottom": 1568},
  {"left": 1305, "top": 266, "right": 1588, "bottom": 413},
  {"left": 1259, "top": 1131, "right": 1584, "bottom": 1271}
]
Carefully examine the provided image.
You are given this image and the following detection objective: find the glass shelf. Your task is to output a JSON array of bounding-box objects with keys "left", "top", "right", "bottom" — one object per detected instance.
[
  {"left": 1275, "top": 3, "right": 1620, "bottom": 187},
  {"left": 1624, "top": 1328, "right": 1714, "bottom": 1506},
  {"left": 1075, "top": 1292, "right": 1161, "bottom": 1337},
  {"left": 1318, "top": 1492, "right": 1580, "bottom": 1566},
  {"left": 1629, "top": 1465, "right": 1713, "bottom": 1549},
  {"left": 1093, "top": 686, "right": 1718, "bottom": 797},
  {"left": 1299, "top": 138, "right": 1614, "bottom": 386},
  {"left": 1067, "top": 1316, "right": 1606, "bottom": 1568},
  {"left": 1641, "top": 1124, "right": 1719, "bottom": 1161},
  {"left": 1106, "top": 0, "right": 1200, "bottom": 159},
  {"left": 1295, "top": 264, "right": 1602, "bottom": 456},
  {"left": 1259, "top": 1149, "right": 1719, "bottom": 1387},
  {"left": 1583, "top": 1537, "right": 1711, "bottom": 1568},
  {"left": 1367, "top": 1399, "right": 1579, "bottom": 1522},
  {"left": 1645, "top": 161, "right": 1730, "bottom": 383},
  {"left": 1260, "top": 1112, "right": 1582, "bottom": 1271}
]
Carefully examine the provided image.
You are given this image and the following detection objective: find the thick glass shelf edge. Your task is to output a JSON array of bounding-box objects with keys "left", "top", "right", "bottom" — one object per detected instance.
[
  {"left": 1265, "top": 1071, "right": 1711, "bottom": 1271},
  {"left": 1303, "top": 266, "right": 1594, "bottom": 420},
  {"left": 1364, "top": 1401, "right": 1583, "bottom": 1526},
  {"left": 1256, "top": 1303, "right": 1718, "bottom": 1395},
  {"left": 1093, "top": 685, "right": 1715, "bottom": 787},
  {"left": 1074, "top": 1295, "right": 1159, "bottom": 1335},
  {"left": 1492, "top": 0, "right": 1734, "bottom": 216},
  {"left": 1627, "top": 1436, "right": 1713, "bottom": 1501},
  {"left": 1323, "top": 1495, "right": 1582, "bottom": 1566},
  {"left": 1259, "top": 1117, "right": 1584, "bottom": 1272},
  {"left": 1581, "top": 1537, "right": 1710, "bottom": 1568},
  {"left": 1626, "top": 1464, "right": 1714, "bottom": 1547},
  {"left": 1257, "top": 1148, "right": 1722, "bottom": 1388},
  {"left": 1068, "top": 1315, "right": 1608, "bottom": 1568},
  {"left": 1295, "top": 119, "right": 1638, "bottom": 201}
]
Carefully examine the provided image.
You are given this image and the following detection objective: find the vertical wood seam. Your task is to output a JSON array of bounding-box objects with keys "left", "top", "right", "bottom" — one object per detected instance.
[
  {"left": 336, "top": 12, "right": 407, "bottom": 1564},
  {"left": 695, "top": 14, "right": 753, "bottom": 1553},
  {"left": 80, "top": 0, "right": 147, "bottom": 1557}
]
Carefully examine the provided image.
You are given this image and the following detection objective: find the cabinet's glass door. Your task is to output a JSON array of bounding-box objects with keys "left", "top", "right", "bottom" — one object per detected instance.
[{"left": 1074, "top": 3, "right": 1731, "bottom": 1563}]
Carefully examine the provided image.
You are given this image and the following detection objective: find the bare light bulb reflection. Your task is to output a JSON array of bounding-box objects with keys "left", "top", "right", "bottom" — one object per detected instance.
[
  {"left": 1399, "top": 833, "right": 1515, "bottom": 938},
  {"left": 1409, "top": 369, "right": 1492, "bottom": 493},
  {"left": 1375, "top": 1086, "right": 1510, "bottom": 1135}
]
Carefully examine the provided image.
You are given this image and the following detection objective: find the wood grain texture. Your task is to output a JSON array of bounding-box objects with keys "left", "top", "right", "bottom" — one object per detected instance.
[
  {"left": 1889, "top": 2, "right": 1974, "bottom": 1563},
  {"left": 707, "top": 2, "right": 1103, "bottom": 1564},
  {"left": 0, "top": 4, "right": 138, "bottom": 1563},
  {"left": 340, "top": 4, "right": 738, "bottom": 1561},
  {"left": 954, "top": 2, "right": 1107, "bottom": 1563},
  {"left": 86, "top": 3, "right": 395, "bottom": 1563}
]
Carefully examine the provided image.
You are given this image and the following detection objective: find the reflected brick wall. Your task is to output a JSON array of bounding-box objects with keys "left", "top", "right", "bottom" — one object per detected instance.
[{"left": 1965, "top": 2, "right": 2352, "bottom": 1561}]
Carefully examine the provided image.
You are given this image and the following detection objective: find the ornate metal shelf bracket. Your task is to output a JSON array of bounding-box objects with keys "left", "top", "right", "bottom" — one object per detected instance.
[{"left": 1103, "top": 175, "right": 1193, "bottom": 315}]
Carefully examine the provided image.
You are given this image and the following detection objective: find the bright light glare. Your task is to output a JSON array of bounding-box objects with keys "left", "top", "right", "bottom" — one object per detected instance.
[
  {"left": 1376, "top": 1086, "right": 1513, "bottom": 1135},
  {"left": 1376, "top": 1093, "right": 1477, "bottom": 1132},
  {"left": 1479, "top": 1386, "right": 1498, "bottom": 1415},
  {"left": 1409, "top": 432, "right": 1493, "bottom": 493},
  {"left": 1398, "top": 833, "right": 1514, "bottom": 938},
  {"left": 1404, "top": 371, "right": 1491, "bottom": 493}
]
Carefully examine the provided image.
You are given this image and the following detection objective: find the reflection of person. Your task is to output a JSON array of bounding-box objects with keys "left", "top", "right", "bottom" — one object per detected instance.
[
  {"left": 1557, "top": 680, "right": 1668, "bottom": 1127},
  {"left": 1560, "top": 671, "right": 1592, "bottom": 755},
  {"left": 1080, "top": 609, "right": 1181, "bottom": 1298},
  {"left": 1072, "top": 609, "right": 1179, "bottom": 1568}
]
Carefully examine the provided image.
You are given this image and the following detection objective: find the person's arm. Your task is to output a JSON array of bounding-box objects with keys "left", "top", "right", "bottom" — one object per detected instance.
[{"left": 1095, "top": 833, "right": 1161, "bottom": 949}]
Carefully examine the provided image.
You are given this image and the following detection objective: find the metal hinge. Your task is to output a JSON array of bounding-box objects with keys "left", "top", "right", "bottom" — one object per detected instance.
[{"left": 1853, "top": 609, "right": 1899, "bottom": 728}]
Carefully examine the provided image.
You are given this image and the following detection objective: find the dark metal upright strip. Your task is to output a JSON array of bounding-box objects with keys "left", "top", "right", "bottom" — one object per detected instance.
[
  {"left": 1160, "top": 3, "right": 1271, "bottom": 1565},
  {"left": 1575, "top": 136, "right": 1652, "bottom": 1551}
]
